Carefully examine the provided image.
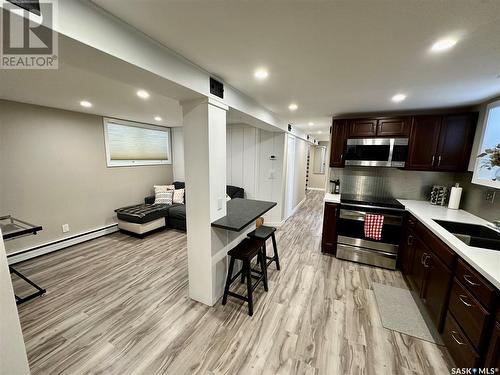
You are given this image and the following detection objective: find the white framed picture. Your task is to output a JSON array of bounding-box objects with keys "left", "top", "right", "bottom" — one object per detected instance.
[{"left": 472, "top": 99, "right": 500, "bottom": 189}]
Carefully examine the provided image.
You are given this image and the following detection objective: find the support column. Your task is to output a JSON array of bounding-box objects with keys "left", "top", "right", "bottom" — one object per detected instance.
[{"left": 182, "top": 97, "right": 229, "bottom": 306}]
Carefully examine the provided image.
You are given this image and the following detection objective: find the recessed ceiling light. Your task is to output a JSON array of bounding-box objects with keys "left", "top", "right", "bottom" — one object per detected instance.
[
  {"left": 137, "top": 90, "right": 150, "bottom": 99},
  {"left": 80, "top": 100, "right": 92, "bottom": 108},
  {"left": 318, "top": 131, "right": 323, "bottom": 134},
  {"left": 254, "top": 68, "right": 268, "bottom": 80},
  {"left": 288, "top": 103, "right": 298, "bottom": 111},
  {"left": 391, "top": 93, "right": 407, "bottom": 103},
  {"left": 308, "top": 122, "right": 314, "bottom": 126},
  {"left": 154, "top": 116, "right": 162, "bottom": 122},
  {"left": 431, "top": 37, "right": 458, "bottom": 53}
]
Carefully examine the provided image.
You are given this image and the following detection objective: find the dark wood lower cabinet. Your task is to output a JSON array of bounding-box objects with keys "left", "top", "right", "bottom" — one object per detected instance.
[
  {"left": 449, "top": 280, "right": 490, "bottom": 351},
  {"left": 442, "top": 313, "right": 481, "bottom": 369},
  {"left": 321, "top": 203, "right": 338, "bottom": 255},
  {"left": 399, "top": 227, "right": 415, "bottom": 275},
  {"left": 400, "top": 215, "right": 498, "bottom": 369},
  {"left": 422, "top": 252, "right": 453, "bottom": 330},
  {"left": 407, "top": 236, "right": 427, "bottom": 294},
  {"left": 485, "top": 321, "right": 500, "bottom": 368}
]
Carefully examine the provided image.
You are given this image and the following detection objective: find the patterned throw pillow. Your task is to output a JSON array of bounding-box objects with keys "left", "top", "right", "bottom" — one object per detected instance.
[
  {"left": 173, "top": 188, "right": 185, "bottom": 204},
  {"left": 154, "top": 185, "right": 174, "bottom": 205}
]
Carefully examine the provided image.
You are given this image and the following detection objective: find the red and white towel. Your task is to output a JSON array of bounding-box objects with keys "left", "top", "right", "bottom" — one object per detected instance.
[{"left": 364, "top": 214, "right": 384, "bottom": 241}]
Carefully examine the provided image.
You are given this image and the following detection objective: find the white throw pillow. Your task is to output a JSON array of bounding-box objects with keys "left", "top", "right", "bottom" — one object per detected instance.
[
  {"left": 173, "top": 188, "right": 185, "bottom": 204},
  {"left": 154, "top": 186, "right": 173, "bottom": 205}
]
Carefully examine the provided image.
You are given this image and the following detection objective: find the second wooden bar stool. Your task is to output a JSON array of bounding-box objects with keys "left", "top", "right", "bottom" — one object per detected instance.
[{"left": 247, "top": 225, "right": 281, "bottom": 270}]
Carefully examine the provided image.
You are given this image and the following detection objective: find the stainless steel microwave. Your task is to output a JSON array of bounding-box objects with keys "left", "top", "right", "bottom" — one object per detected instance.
[{"left": 344, "top": 138, "right": 409, "bottom": 167}]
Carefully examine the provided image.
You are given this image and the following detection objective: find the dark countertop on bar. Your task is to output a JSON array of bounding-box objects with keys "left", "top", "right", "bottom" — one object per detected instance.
[{"left": 211, "top": 198, "right": 277, "bottom": 232}]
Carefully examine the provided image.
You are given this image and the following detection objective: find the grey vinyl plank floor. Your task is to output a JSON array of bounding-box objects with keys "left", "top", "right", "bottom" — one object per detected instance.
[{"left": 12, "top": 191, "right": 453, "bottom": 374}]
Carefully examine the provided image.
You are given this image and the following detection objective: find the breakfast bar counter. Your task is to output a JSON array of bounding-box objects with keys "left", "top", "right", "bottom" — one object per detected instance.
[{"left": 211, "top": 198, "right": 277, "bottom": 232}]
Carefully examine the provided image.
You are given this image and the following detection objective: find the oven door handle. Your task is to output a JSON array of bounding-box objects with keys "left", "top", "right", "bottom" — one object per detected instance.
[
  {"left": 341, "top": 202, "right": 405, "bottom": 212},
  {"left": 339, "top": 209, "right": 403, "bottom": 222}
]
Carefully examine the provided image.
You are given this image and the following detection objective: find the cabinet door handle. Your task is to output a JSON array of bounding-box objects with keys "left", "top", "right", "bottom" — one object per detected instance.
[
  {"left": 431, "top": 155, "right": 435, "bottom": 166},
  {"left": 450, "top": 331, "right": 466, "bottom": 345},
  {"left": 421, "top": 252, "right": 427, "bottom": 264},
  {"left": 458, "top": 295, "right": 472, "bottom": 307},
  {"left": 438, "top": 155, "right": 442, "bottom": 166},
  {"left": 423, "top": 254, "right": 431, "bottom": 268},
  {"left": 463, "top": 274, "right": 480, "bottom": 287},
  {"left": 407, "top": 235, "right": 414, "bottom": 246},
  {"left": 340, "top": 153, "right": 343, "bottom": 161}
]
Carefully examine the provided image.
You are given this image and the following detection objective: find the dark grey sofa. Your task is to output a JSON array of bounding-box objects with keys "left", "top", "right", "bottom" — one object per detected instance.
[{"left": 143, "top": 182, "right": 244, "bottom": 232}]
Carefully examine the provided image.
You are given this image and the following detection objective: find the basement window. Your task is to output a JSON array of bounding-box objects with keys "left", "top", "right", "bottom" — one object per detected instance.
[{"left": 103, "top": 118, "right": 172, "bottom": 167}]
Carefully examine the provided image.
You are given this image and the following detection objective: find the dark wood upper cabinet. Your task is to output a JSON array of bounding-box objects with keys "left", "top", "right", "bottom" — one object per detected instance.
[
  {"left": 349, "top": 119, "right": 377, "bottom": 137},
  {"left": 407, "top": 115, "right": 442, "bottom": 170},
  {"left": 329, "top": 120, "right": 348, "bottom": 167},
  {"left": 331, "top": 110, "right": 478, "bottom": 171},
  {"left": 377, "top": 117, "right": 410, "bottom": 137},
  {"left": 321, "top": 203, "right": 338, "bottom": 255},
  {"left": 435, "top": 114, "right": 477, "bottom": 172}
]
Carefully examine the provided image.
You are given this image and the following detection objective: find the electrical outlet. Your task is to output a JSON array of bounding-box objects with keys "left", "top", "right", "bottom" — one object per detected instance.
[
  {"left": 217, "top": 197, "right": 223, "bottom": 210},
  {"left": 485, "top": 190, "right": 496, "bottom": 203},
  {"left": 62, "top": 224, "right": 70, "bottom": 233}
]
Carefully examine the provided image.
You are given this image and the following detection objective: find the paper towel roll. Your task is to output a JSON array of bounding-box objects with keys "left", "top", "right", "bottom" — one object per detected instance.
[{"left": 448, "top": 186, "right": 462, "bottom": 210}]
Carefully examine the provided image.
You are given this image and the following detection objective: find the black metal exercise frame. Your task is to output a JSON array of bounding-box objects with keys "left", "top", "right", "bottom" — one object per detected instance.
[{"left": 1, "top": 215, "right": 46, "bottom": 305}]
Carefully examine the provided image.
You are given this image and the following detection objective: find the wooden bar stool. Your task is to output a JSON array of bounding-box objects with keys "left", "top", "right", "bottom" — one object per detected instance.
[
  {"left": 222, "top": 238, "right": 268, "bottom": 316},
  {"left": 247, "top": 225, "right": 281, "bottom": 271}
]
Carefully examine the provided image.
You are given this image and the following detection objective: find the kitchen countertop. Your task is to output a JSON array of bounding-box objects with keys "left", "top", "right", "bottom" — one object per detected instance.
[
  {"left": 211, "top": 198, "right": 277, "bottom": 232},
  {"left": 324, "top": 193, "right": 341, "bottom": 204},
  {"left": 397, "top": 199, "right": 500, "bottom": 289}
]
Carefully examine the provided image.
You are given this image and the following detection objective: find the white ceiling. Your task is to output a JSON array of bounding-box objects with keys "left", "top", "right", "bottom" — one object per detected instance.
[
  {"left": 0, "top": 34, "right": 202, "bottom": 127},
  {"left": 93, "top": 0, "right": 500, "bottom": 134}
]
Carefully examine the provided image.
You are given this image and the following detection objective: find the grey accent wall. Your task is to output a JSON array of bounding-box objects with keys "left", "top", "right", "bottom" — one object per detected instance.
[
  {"left": 330, "top": 167, "right": 458, "bottom": 200},
  {"left": 456, "top": 172, "right": 499, "bottom": 223},
  {"left": 0, "top": 100, "right": 173, "bottom": 254}
]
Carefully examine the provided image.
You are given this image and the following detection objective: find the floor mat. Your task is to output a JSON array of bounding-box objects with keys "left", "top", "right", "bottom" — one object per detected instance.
[{"left": 373, "top": 282, "right": 444, "bottom": 345}]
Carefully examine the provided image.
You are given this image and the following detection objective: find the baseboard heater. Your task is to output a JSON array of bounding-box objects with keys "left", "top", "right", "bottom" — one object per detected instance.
[{"left": 7, "top": 224, "right": 118, "bottom": 265}]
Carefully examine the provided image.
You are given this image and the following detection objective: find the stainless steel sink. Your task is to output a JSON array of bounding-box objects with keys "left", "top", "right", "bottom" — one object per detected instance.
[{"left": 433, "top": 220, "right": 500, "bottom": 251}]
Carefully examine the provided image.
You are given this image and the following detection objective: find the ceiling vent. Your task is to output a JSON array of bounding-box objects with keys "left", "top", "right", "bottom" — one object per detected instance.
[{"left": 210, "top": 77, "right": 224, "bottom": 99}]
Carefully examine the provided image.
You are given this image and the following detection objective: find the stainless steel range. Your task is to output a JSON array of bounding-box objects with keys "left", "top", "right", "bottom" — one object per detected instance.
[{"left": 336, "top": 194, "right": 405, "bottom": 270}]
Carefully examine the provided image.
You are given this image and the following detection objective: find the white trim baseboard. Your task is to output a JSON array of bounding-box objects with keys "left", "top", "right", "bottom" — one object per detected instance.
[
  {"left": 285, "top": 196, "right": 306, "bottom": 220},
  {"left": 7, "top": 225, "right": 119, "bottom": 265},
  {"left": 307, "top": 187, "right": 325, "bottom": 191}
]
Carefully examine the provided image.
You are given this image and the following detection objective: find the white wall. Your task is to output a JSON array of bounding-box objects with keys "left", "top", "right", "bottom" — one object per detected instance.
[
  {"left": 0, "top": 231, "right": 30, "bottom": 375},
  {"left": 226, "top": 124, "right": 286, "bottom": 224},
  {"left": 285, "top": 134, "right": 308, "bottom": 218},
  {"left": 258, "top": 131, "right": 286, "bottom": 224},
  {"left": 172, "top": 127, "right": 185, "bottom": 182},
  {"left": 226, "top": 125, "right": 259, "bottom": 198}
]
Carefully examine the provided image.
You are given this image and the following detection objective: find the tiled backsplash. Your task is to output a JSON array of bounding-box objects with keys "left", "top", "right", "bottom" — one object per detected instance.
[
  {"left": 456, "top": 173, "right": 499, "bottom": 223},
  {"left": 329, "top": 167, "right": 499, "bottom": 223},
  {"left": 329, "top": 167, "right": 458, "bottom": 200}
]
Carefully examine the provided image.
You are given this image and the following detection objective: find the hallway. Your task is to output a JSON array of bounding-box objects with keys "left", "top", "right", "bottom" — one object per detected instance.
[{"left": 14, "top": 191, "right": 452, "bottom": 374}]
